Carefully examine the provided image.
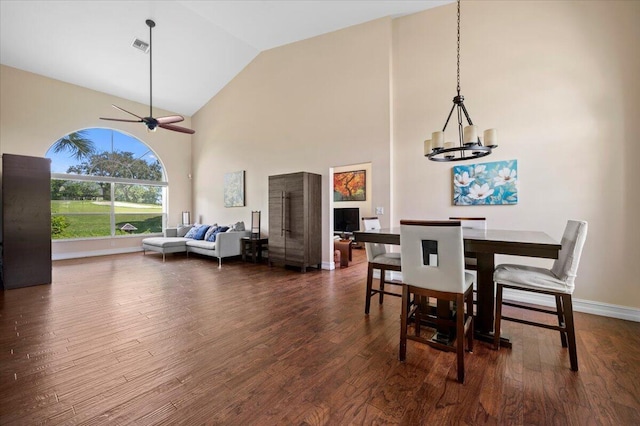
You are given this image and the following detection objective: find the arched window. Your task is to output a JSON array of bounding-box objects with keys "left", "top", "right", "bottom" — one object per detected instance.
[{"left": 46, "top": 128, "right": 166, "bottom": 239}]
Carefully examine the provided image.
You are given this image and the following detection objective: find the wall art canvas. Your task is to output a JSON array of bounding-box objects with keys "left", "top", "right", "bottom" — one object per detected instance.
[
  {"left": 453, "top": 159, "right": 518, "bottom": 205},
  {"left": 224, "top": 170, "right": 245, "bottom": 207},
  {"left": 334, "top": 170, "right": 366, "bottom": 201}
]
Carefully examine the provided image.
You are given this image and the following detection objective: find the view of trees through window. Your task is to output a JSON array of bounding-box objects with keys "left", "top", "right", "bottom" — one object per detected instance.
[{"left": 47, "top": 128, "right": 166, "bottom": 239}]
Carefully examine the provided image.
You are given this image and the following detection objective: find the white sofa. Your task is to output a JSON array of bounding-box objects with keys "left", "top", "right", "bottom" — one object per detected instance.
[{"left": 142, "top": 224, "right": 250, "bottom": 267}]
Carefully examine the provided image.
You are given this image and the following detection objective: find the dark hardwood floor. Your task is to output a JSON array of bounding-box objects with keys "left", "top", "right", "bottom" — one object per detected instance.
[{"left": 1, "top": 248, "right": 638, "bottom": 425}]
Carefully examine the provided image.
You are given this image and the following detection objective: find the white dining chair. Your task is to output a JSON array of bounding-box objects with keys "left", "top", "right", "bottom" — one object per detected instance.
[
  {"left": 362, "top": 217, "right": 402, "bottom": 314},
  {"left": 399, "top": 220, "right": 474, "bottom": 383},
  {"left": 493, "top": 220, "right": 588, "bottom": 371}
]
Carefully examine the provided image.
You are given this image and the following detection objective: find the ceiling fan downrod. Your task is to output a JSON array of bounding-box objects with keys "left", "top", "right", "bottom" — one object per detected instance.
[{"left": 146, "top": 19, "right": 155, "bottom": 122}]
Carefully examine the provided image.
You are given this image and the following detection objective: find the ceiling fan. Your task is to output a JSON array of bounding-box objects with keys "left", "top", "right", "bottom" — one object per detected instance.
[{"left": 100, "top": 19, "right": 195, "bottom": 134}]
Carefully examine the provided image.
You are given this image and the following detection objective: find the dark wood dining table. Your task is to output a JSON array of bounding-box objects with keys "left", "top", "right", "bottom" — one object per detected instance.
[{"left": 352, "top": 227, "right": 561, "bottom": 347}]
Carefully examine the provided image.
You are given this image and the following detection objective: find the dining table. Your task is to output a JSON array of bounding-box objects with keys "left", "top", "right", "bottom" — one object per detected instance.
[{"left": 352, "top": 227, "right": 561, "bottom": 347}]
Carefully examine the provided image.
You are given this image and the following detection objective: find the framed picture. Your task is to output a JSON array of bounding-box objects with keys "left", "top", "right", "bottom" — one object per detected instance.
[
  {"left": 334, "top": 170, "right": 366, "bottom": 201},
  {"left": 224, "top": 170, "right": 245, "bottom": 207},
  {"left": 453, "top": 159, "right": 518, "bottom": 205}
]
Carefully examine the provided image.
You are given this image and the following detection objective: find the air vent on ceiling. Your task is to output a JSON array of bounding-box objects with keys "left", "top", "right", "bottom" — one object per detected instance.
[{"left": 131, "top": 38, "right": 149, "bottom": 53}]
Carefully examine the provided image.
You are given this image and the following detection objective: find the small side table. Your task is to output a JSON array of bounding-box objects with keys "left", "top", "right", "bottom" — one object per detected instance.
[
  {"left": 334, "top": 239, "right": 353, "bottom": 267},
  {"left": 241, "top": 237, "right": 268, "bottom": 263}
]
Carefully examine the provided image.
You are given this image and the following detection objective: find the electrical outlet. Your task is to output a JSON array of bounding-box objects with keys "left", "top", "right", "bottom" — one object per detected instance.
[{"left": 375, "top": 207, "right": 384, "bottom": 215}]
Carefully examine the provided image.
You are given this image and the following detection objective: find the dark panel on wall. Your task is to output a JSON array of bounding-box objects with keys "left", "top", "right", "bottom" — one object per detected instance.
[{"left": 2, "top": 154, "right": 52, "bottom": 289}]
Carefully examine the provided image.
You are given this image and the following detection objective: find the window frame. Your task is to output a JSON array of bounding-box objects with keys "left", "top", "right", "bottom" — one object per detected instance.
[{"left": 48, "top": 128, "right": 168, "bottom": 240}]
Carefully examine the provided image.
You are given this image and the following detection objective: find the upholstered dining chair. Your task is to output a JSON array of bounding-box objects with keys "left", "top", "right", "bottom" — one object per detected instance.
[
  {"left": 448, "top": 217, "right": 486, "bottom": 271},
  {"left": 362, "top": 217, "right": 402, "bottom": 314},
  {"left": 399, "top": 220, "right": 474, "bottom": 383},
  {"left": 493, "top": 220, "right": 588, "bottom": 371}
]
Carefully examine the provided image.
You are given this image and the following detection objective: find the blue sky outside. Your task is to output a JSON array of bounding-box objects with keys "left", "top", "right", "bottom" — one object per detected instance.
[{"left": 46, "top": 128, "right": 158, "bottom": 174}]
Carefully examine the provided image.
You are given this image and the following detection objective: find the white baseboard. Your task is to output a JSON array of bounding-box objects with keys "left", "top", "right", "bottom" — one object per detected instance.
[
  {"left": 503, "top": 289, "right": 640, "bottom": 323},
  {"left": 323, "top": 261, "right": 336, "bottom": 270},
  {"left": 53, "top": 247, "right": 142, "bottom": 261},
  {"left": 372, "top": 270, "right": 403, "bottom": 282}
]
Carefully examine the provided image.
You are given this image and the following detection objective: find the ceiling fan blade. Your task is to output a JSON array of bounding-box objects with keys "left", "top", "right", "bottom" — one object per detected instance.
[
  {"left": 159, "top": 123, "right": 195, "bottom": 134},
  {"left": 100, "top": 117, "right": 143, "bottom": 123},
  {"left": 156, "top": 115, "right": 184, "bottom": 125},
  {"left": 111, "top": 104, "right": 144, "bottom": 120}
]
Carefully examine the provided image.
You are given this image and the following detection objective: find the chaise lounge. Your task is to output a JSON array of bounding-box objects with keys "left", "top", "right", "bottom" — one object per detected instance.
[{"left": 142, "top": 223, "right": 250, "bottom": 267}]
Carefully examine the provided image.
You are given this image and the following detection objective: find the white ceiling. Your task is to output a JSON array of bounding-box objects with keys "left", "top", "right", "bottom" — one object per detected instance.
[{"left": 0, "top": 0, "right": 450, "bottom": 117}]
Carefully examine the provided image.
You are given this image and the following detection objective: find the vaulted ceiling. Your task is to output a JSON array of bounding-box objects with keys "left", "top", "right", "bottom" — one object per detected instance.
[{"left": 0, "top": 1, "right": 451, "bottom": 117}]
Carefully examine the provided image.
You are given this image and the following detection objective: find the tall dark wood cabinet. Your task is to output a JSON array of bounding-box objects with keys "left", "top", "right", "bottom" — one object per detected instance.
[
  {"left": 268, "top": 172, "right": 322, "bottom": 272},
  {"left": 1, "top": 154, "right": 52, "bottom": 289}
]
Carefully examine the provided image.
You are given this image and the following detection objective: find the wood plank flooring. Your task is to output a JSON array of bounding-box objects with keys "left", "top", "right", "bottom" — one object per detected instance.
[{"left": 1, "top": 249, "right": 639, "bottom": 425}]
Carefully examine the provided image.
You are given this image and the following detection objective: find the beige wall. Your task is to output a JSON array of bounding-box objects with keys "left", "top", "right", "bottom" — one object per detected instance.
[
  {"left": 393, "top": 1, "right": 639, "bottom": 308},
  {"left": 0, "top": 65, "right": 193, "bottom": 259},
  {"left": 191, "top": 18, "right": 393, "bottom": 265}
]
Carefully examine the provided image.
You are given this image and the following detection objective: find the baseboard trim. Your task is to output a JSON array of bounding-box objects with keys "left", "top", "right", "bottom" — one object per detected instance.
[
  {"left": 53, "top": 247, "right": 142, "bottom": 261},
  {"left": 503, "top": 288, "right": 640, "bottom": 323},
  {"left": 323, "top": 261, "right": 335, "bottom": 270}
]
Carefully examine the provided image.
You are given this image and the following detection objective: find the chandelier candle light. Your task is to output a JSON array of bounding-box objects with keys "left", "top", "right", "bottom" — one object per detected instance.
[{"left": 424, "top": 0, "right": 498, "bottom": 162}]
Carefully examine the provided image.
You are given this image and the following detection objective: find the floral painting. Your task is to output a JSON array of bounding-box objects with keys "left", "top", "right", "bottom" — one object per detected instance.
[
  {"left": 224, "top": 171, "right": 245, "bottom": 207},
  {"left": 453, "top": 160, "right": 518, "bottom": 205},
  {"left": 334, "top": 170, "right": 366, "bottom": 201}
]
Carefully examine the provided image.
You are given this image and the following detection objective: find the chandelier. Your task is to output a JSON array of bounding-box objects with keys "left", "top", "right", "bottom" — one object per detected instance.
[{"left": 424, "top": 0, "right": 498, "bottom": 162}]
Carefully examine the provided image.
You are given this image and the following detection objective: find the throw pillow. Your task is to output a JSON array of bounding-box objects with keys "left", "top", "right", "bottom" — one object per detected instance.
[
  {"left": 234, "top": 221, "right": 245, "bottom": 231},
  {"left": 194, "top": 225, "right": 211, "bottom": 240},
  {"left": 204, "top": 226, "right": 219, "bottom": 241},
  {"left": 184, "top": 223, "right": 201, "bottom": 239},
  {"left": 205, "top": 226, "right": 230, "bottom": 242},
  {"left": 177, "top": 225, "right": 193, "bottom": 237}
]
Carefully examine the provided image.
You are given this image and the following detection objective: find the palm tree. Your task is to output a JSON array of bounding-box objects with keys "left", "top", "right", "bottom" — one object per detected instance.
[{"left": 52, "top": 131, "right": 95, "bottom": 161}]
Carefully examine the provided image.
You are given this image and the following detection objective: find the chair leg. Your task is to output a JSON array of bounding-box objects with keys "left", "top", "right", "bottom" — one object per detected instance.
[
  {"left": 466, "top": 289, "right": 474, "bottom": 353},
  {"left": 414, "top": 299, "right": 421, "bottom": 337},
  {"left": 555, "top": 294, "right": 568, "bottom": 348},
  {"left": 562, "top": 294, "right": 579, "bottom": 371},
  {"left": 493, "top": 283, "right": 503, "bottom": 350},
  {"left": 399, "top": 285, "right": 409, "bottom": 362},
  {"left": 365, "top": 263, "right": 374, "bottom": 314},
  {"left": 456, "top": 293, "right": 465, "bottom": 383},
  {"left": 379, "top": 268, "right": 386, "bottom": 305}
]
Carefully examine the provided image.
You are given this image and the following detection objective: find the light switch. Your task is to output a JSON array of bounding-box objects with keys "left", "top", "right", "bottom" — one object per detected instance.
[{"left": 375, "top": 207, "right": 384, "bottom": 215}]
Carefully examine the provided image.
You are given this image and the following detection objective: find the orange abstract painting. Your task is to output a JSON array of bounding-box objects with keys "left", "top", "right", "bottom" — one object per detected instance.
[{"left": 334, "top": 170, "right": 366, "bottom": 201}]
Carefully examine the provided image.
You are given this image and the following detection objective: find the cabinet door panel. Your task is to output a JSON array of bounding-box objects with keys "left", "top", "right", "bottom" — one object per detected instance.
[
  {"left": 306, "top": 173, "right": 322, "bottom": 266},
  {"left": 285, "top": 174, "right": 305, "bottom": 263},
  {"left": 268, "top": 175, "right": 286, "bottom": 263}
]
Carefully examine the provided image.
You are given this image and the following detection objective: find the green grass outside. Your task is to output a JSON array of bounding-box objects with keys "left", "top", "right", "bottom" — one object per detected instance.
[
  {"left": 51, "top": 200, "right": 163, "bottom": 239},
  {"left": 52, "top": 200, "right": 162, "bottom": 213}
]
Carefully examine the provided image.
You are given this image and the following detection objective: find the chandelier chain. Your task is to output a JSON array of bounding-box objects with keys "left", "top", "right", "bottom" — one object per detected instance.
[
  {"left": 456, "top": 0, "right": 461, "bottom": 95},
  {"left": 426, "top": 0, "right": 497, "bottom": 162}
]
